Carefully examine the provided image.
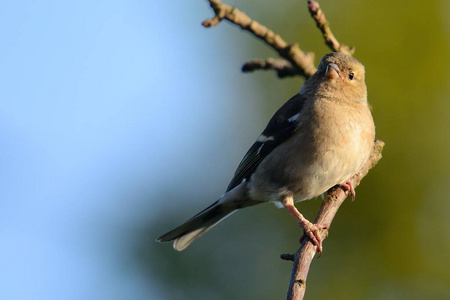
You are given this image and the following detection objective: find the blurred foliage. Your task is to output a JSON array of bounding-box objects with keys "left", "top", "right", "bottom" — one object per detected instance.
[{"left": 135, "top": 0, "right": 450, "bottom": 299}]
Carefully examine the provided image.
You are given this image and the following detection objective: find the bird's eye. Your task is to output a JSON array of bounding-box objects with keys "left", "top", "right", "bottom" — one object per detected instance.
[{"left": 349, "top": 72, "right": 355, "bottom": 80}]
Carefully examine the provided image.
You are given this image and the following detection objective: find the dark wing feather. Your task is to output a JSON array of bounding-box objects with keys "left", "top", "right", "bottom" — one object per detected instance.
[{"left": 226, "top": 93, "right": 307, "bottom": 192}]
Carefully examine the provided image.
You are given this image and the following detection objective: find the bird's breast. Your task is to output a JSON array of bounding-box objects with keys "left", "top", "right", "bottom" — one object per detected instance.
[{"left": 293, "top": 101, "right": 375, "bottom": 199}]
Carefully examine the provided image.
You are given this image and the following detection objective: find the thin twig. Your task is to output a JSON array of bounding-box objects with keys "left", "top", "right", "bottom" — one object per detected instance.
[
  {"left": 242, "top": 58, "right": 300, "bottom": 78},
  {"left": 203, "top": 0, "right": 317, "bottom": 78},
  {"left": 286, "top": 140, "right": 385, "bottom": 300},
  {"left": 280, "top": 253, "right": 296, "bottom": 261},
  {"left": 307, "top": 0, "right": 354, "bottom": 55}
]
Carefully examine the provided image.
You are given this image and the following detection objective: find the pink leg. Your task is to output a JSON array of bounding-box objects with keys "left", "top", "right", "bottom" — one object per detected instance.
[
  {"left": 341, "top": 180, "right": 356, "bottom": 202},
  {"left": 282, "top": 195, "right": 329, "bottom": 255}
]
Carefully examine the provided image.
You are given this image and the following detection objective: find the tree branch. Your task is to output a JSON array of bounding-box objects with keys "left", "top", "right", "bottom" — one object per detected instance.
[
  {"left": 202, "top": 0, "right": 316, "bottom": 78},
  {"left": 307, "top": 0, "right": 354, "bottom": 55},
  {"left": 242, "top": 58, "right": 300, "bottom": 78},
  {"left": 286, "top": 140, "right": 385, "bottom": 300}
]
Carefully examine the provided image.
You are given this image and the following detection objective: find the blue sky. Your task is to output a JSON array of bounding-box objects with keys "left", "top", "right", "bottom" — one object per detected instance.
[{"left": 0, "top": 1, "right": 260, "bottom": 299}]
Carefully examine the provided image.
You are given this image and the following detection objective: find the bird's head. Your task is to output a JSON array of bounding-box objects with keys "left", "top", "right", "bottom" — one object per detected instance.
[{"left": 307, "top": 52, "right": 367, "bottom": 103}]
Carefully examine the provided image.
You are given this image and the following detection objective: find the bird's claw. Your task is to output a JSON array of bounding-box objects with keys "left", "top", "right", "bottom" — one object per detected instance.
[
  {"left": 299, "top": 221, "right": 329, "bottom": 256},
  {"left": 341, "top": 180, "right": 356, "bottom": 202}
]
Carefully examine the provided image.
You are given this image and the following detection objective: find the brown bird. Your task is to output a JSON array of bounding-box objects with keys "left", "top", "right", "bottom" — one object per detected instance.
[{"left": 157, "top": 52, "right": 375, "bottom": 254}]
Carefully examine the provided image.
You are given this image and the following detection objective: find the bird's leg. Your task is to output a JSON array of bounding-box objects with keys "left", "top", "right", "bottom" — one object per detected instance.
[
  {"left": 282, "top": 195, "right": 329, "bottom": 255},
  {"left": 341, "top": 180, "right": 356, "bottom": 202}
]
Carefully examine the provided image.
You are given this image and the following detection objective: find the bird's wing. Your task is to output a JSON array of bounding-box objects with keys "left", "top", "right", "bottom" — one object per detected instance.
[{"left": 226, "top": 93, "right": 307, "bottom": 192}]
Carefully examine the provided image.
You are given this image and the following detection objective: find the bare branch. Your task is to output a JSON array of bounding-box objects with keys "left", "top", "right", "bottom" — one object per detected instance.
[
  {"left": 203, "top": 0, "right": 317, "bottom": 78},
  {"left": 286, "top": 140, "right": 385, "bottom": 300},
  {"left": 242, "top": 58, "right": 300, "bottom": 78},
  {"left": 307, "top": 0, "right": 354, "bottom": 55}
]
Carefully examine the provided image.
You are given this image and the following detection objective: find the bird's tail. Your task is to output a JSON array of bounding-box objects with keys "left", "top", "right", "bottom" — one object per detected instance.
[
  {"left": 157, "top": 186, "right": 259, "bottom": 251},
  {"left": 156, "top": 200, "right": 236, "bottom": 251}
]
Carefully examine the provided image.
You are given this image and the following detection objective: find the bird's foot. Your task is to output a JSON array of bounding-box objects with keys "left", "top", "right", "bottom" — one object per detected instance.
[
  {"left": 282, "top": 196, "right": 329, "bottom": 255},
  {"left": 298, "top": 220, "right": 329, "bottom": 256},
  {"left": 341, "top": 180, "right": 356, "bottom": 202}
]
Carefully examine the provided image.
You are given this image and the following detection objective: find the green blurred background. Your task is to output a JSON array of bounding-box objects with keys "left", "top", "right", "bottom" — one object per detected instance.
[
  {"left": 2, "top": 0, "right": 449, "bottom": 299},
  {"left": 148, "top": 0, "right": 450, "bottom": 299}
]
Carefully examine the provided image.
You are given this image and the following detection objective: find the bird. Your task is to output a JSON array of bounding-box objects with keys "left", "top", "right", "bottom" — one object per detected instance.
[{"left": 157, "top": 52, "right": 375, "bottom": 254}]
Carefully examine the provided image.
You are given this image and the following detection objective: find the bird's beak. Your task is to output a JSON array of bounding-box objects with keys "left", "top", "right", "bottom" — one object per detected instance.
[{"left": 325, "top": 63, "right": 340, "bottom": 80}]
